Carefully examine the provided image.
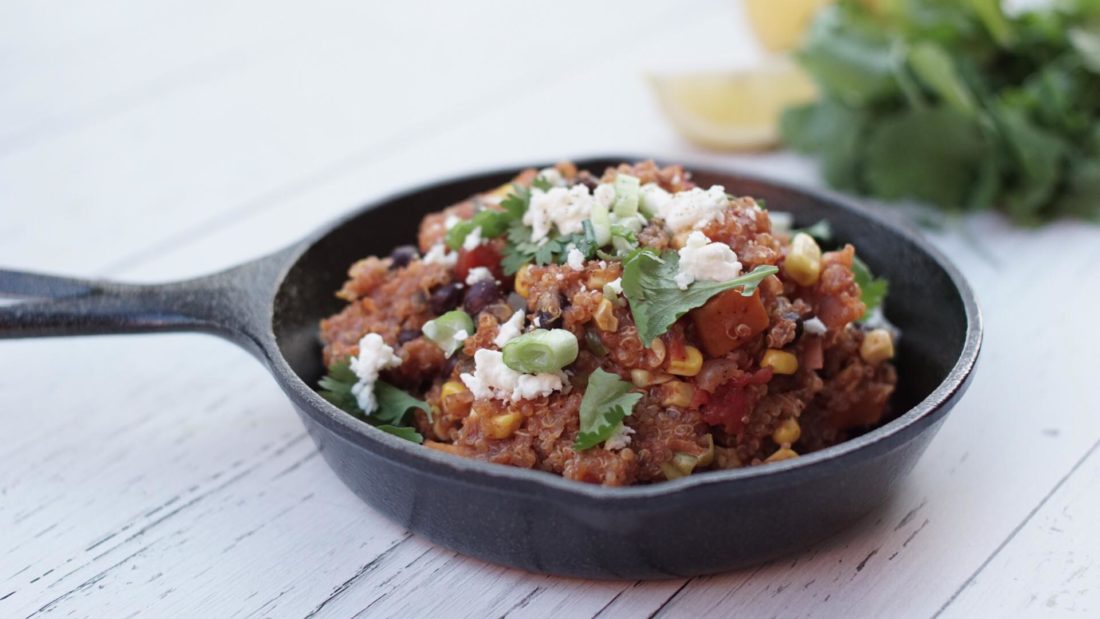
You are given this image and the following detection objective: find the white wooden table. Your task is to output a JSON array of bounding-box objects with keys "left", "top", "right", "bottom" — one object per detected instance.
[{"left": 3, "top": 2, "right": 1098, "bottom": 617}]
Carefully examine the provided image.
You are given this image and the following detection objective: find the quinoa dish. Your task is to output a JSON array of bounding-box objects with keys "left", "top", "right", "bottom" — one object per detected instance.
[{"left": 317, "top": 161, "right": 897, "bottom": 486}]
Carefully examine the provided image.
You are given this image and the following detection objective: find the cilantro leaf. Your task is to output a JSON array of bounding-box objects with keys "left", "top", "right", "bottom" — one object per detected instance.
[
  {"left": 317, "top": 361, "right": 428, "bottom": 443},
  {"left": 573, "top": 369, "right": 642, "bottom": 451},
  {"left": 852, "top": 256, "right": 889, "bottom": 320},
  {"left": 376, "top": 425, "right": 424, "bottom": 444},
  {"left": 373, "top": 380, "right": 431, "bottom": 424},
  {"left": 621, "top": 249, "right": 779, "bottom": 344},
  {"left": 792, "top": 219, "right": 833, "bottom": 243}
]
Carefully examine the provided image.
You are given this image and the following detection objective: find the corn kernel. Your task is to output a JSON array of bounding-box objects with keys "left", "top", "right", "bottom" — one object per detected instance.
[
  {"left": 586, "top": 272, "right": 611, "bottom": 290},
  {"left": 772, "top": 418, "right": 801, "bottom": 445},
  {"left": 783, "top": 232, "right": 822, "bottom": 286},
  {"left": 696, "top": 434, "right": 715, "bottom": 467},
  {"left": 760, "top": 349, "right": 799, "bottom": 375},
  {"left": 661, "top": 380, "right": 695, "bottom": 408},
  {"left": 594, "top": 298, "right": 619, "bottom": 332},
  {"left": 630, "top": 369, "right": 654, "bottom": 387},
  {"left": 441, "top": 380, "right": 467, "bottom": 399},
  {"left": 486, "top": 412, "right": 524, "bottom": 439},
  {"left": 860, "top": 329, "right": 895, "bottom": 364},
  {"left": 514, "top": 264, "right": 534, "bottom": 298},
  {"left": 487, "top": 183, "right": 513, "bottom": 200},
  {"left": 671, "top": 231, "right": 692, "bottom": 249},
  {"left": 668, "top": 345, "right": 703, "bottom": 376},
  {"left": 660, "top": 453, "right": 700, "bottom": 480},
  {"left": 765, "top": 447, "right": 799, "bottom": 463}
]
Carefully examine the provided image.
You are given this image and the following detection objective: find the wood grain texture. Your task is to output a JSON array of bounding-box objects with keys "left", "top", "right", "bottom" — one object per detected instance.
[{"left": 3, "top": 1, "right": 1099, "bottom": 617}]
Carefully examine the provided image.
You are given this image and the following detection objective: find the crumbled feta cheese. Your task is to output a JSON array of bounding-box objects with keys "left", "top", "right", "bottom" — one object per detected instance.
[
  {"left": 674, "top": 231, "right": 742, "bottom": 290},
  {"left": 523, "top": 185, "right": 595, "bottom": 242},
  {"left": 593, "top": 183, "right": 616, "bottom": 208},
  {"left": 444, "top": 214, "right": 461, "bottom": 230},
  {"left": 465, "top": 266, "right": 495, "bottom": 285},
  {"left": 640, "top": 183, "right": 671, "bottom": 215},
  {"left": 768, "top": 211, "right": 794, "bottom": 235},
  {"left": 462, "top": 226, "right": 483, "bottom": 251},
  {"left": 604, "top": 277, "right": 623, "bottom": 297},
  {"left": 460, "top": 349, "right": 564, "bottom": 402},
  {"left": 657, "top": 185, "right": 730, "bottom": 233},
  {"left": 493, "top": 310, "right": 525, "bottom": 348},
  {"left": 537, "top": 167, "right": 565, "bottom": 187},
  {"left": 604, "top": 423, "right": 634, "bottom": 451},
  {"left": 422, "top": 243, "right": 457, "bottom": 267},
  {"left": 349, "top": 333, "right": 403, "bottom": 413},
  {"left": 803, "top": 316, "right": 827, "bottom": 335},
  {"left": 565, "top": 245, "right": 586, "bottom": 271}
]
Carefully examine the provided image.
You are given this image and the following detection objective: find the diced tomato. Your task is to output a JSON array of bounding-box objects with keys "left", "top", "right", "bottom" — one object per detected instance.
[
  {"left": 699, "top": 368, "right": 773, "bottom": 436},
  {"left": 454, "top": 245, "right": 504, "bottom": 283}
]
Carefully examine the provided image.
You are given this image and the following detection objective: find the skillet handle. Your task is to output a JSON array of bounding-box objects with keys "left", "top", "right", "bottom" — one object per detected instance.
[{"left": 0, "top": 248, "right": 295, "bottom": 358}]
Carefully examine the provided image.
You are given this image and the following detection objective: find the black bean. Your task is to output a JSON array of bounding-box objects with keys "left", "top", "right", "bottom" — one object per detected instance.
[
  {"left": 442, "top": 353, "right": 462, "bottom": 378},
  {"left": 389, "top": 245, "right": 420, "bottom": 269},
  {"left": 782, "top": 310, "right": 804, "bottom": 341},
  {"left": 534, "top": 309, "right": 561, "bottom": 328},
  {"left": 463, "top": 280, "right": 502, "bottom": 315},
  {"left": 575, "top": 171, "right": 599, "bottom": 191},
  {"left": 429, "top": 283, "right": 463, "bottom": 314},
  {"left": 397, "top": 329, "right": 421, "bottom": 345}
]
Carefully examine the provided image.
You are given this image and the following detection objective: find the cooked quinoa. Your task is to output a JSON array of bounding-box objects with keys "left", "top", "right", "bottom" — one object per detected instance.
[{"left": 318, "top": 161, "right": 897, "bottom": 486}]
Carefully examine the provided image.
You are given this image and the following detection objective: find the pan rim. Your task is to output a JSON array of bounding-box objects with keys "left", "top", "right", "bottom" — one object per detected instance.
[{"left": 262, "top": 155, "right": 983, "bottom": 502}]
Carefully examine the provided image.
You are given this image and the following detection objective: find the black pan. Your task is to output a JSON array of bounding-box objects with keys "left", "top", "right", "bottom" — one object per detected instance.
[{"left": 0, "top": 157, "right": 981, "bottom": 579}]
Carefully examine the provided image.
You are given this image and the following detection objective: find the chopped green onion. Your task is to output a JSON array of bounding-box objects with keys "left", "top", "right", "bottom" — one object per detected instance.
[
  {"left": 422, "top": 310, "right": 474, "bottom": 357},
  {"left": 590, "top": 202, "right": 612, "bottom": 246},
  {"left": 502, "top": 328, "right": 578, "bottom": 373},
  {"left": 613, "top": 174, "right": 641, "bottom": 219}
]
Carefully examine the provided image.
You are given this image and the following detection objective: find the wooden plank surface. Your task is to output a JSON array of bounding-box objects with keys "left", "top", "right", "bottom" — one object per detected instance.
[{"left": 2, "top": 1, "right": 1099, "bottom": 617}]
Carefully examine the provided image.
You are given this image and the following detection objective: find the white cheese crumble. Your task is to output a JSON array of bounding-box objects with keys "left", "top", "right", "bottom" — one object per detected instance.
[
  {"left": 803, "top": 316, "right": 827, "bottom": 335},
  {"left": 656, "top": 185, "right": 730, "bottom": 234},
  {"left": 462, "top": 226, "right": 483, "bottom": 251},
  {"left": 593, "top": 183, "right": 616, "bottom": 208},
  {"left": 640, "top": 183, "right": 672, "bottom": 215},
  {"left": 537, "top": 167, "right": 565, "bottom": 187},
  {"left": 604, "top": 277, "right": 623, "bottom": 296},
  {"left": 604, "top": 423, "right": 634, "bottom": 451},
  {"left": 565, "top": 245, "right": 586, "bottom": 271},
  {"left": 674, "top": 231, "right": 743, "bottom": 290},
  {"left": 444, "top": 214, "right": 461, "bottom": 230},
  {"left": 465, "top": 266, "right": 495, "bottom": 285},
  {"left": 422, "top": 243, "right": 457, "bottom": 267},
  {"left": 493, "top": 310, "right": 525, "bottom": 348},
  {"left": 460, "top": 349, "right": 564, "bottom": 402},
  {"left": 523, "top": 185, "right": 595, "bottom": 242},
  {"left": 349, "top": 333, "right": 403, "bottom": 413}
]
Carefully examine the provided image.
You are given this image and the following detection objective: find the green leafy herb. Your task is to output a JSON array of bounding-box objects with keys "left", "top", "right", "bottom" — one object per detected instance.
[
  {"left": 621, "top": 249, "right": 779, "bottom": 344},
  {"left": 852, "top": 256, "right": 889, "bottom": 319},
  {"left": 318, "top": 360, "right": 428, "bottom": 443},
  {"left": 501, "top": 219, "right": 599, "bottom": 275},
  {"left": 574, "top": 368, "right": 643, "bottom": 451},
  {"left": 792, "top": 219, "right": 833, "bottom": 243},
  {"left": 782, "top": 0, "right": 1100, "bottom": 225}
]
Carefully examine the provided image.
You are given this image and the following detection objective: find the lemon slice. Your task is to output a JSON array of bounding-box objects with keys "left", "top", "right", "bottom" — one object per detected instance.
[
  {"left": 649, "top": 59, "right": 817, "bottom": 151},
  {"left": 744, "top": 0, "right": 831, "bottom": 53}
]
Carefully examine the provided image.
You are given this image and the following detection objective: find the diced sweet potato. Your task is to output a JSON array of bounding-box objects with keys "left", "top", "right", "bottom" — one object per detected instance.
[{"left": 690, "top": 289, "right": 769, "bottom": 357}]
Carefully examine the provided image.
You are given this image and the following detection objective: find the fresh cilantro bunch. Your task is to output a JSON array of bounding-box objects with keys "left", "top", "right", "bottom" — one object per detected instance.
[{"left": 782, "top": 0, "right": 1100, "bottom": 225}]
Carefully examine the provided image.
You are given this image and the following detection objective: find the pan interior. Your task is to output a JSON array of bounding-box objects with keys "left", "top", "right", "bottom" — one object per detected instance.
[{"left": 271, "top": 160, "right": 968, "bottom": 431}]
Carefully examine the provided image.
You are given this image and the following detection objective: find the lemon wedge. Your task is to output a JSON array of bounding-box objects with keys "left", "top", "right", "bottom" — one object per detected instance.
[
  {"left": 649, "top": 59, "right": 817, "bottom": 151},
  {"left": 744, "top": 0, "right": 831, "bottom": 53}
]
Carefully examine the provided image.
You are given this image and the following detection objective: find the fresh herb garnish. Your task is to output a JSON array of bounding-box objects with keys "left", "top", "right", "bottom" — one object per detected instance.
[
  {"left": 501, "top": 219, "right": 599, "bottom": 275},
  {"left": 622, "top": 249, "right": 778, "bottom": 344},
  {"left": 852, "top": 256, "right": 888, "bottom": 320},
  {"left": 781, "top": 1, "right": 1100, "bottom": 225},
  {"left": 574, "top": 368, "right": 643, "bottom": 451},
  {"left": 445, "top": 184, "right": 532, "bottom": 251},
  {"left": 318, "top": 360, "right": 429, "bottom": 443}
]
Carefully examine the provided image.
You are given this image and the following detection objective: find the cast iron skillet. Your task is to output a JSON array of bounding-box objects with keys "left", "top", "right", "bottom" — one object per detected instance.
[{"left": 0, "top": 157, "right": 981, "bottom": 579}]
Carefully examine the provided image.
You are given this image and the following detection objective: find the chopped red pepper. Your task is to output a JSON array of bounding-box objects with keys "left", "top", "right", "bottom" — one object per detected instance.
[
  {"left": 454, "top": 245, "right": 504, "bottom": 284},
  {"left": 700, "top": 368, "right": 773, "bottom": 436}
]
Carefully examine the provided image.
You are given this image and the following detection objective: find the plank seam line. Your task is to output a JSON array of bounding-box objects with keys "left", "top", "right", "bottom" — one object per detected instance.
[
  {"left": 301, "top": 533, "right": 413, "bottom": 619},
  {"left": 932, "top": 434, "right": 1100, "bottom": 618}
]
